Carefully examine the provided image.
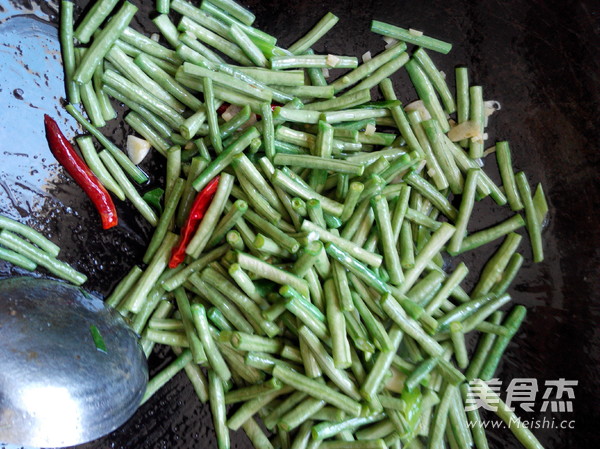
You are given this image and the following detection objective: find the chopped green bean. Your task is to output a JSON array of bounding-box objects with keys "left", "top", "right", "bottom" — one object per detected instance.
[
  {"left": 371, "top": 21, "right": 452, "bottom": 54},
  {"left": 372, "top": 194, "right": 404, "bottom": 285},
  {"left": 1, "top": 229, "right": 87, "bottom": 283},
  {"left": 453, "top": 214, "right": 525, "bottom": 255},
  {"left": 516, "top": 171, "right": 544, "bottom": 262},
  {"left": 455, "top": 66, "right": 470, "bottom": 147},
  {"left": 0, "top": 215, "right": 60, "bottom": 257},
  {"left": 323, "top": 279, "right": 352, "bottom": 368},
  {"left": 59, "top": 1, "right": 80, "bottom": 104},
  {"left": 304, "top": 89, "right": 372, "bottom": 112},
  {"left": 274, "top": 154, "right": 364, "bottom": 176},
  {"left": 208, "top": 370, "right": 230, "bottom": 449},
  {"left": 304, "top": 220, "right": 383, "bottom": 268},
  {"left": 192, "top": 126, "right": 259, "bottom": 191},
  {"left": 331, "top": 42, "right": 407, "bottom": 93},
  {"left": 288, "top": 12, "right": 339, "bottom": 55},
  {"left": 74, "top": 2, "right": 138, "bottom": 85},
  {"left": 496, "top": 141, "right": 524, "bottom": 211},
  {"left": 479, "top": 305, "right": 527, "bottom": 380},
  {"left": 174, "top": 287, "right": 206, "bottom": 363},
  {"left": 422, "top": 118, "right": 463, "bottom": 194},
  {"left": 490, "top": 253, "right": 524, "bottom": 296},
  {"left": 273, "top": 364, "right": 362, "bottom": 417},
  {"left": 361, "top": 326, "right": 403, "bottom": 403},
  {"left": 412, "top": 48, "right": 455, "bottom": 113},
  {"left": 201, "top": 265, "right": 280, "bottom": 337},
  {"left": 0, "top": 246, "right": 36, "bottom": 271},
  {"left": 472, "top": 233, "right": 522, "bottom": 297},
  {"left": 192, "top": 304, "right": 231, "bottom": 380},
  {"left": 405, "top": 59, "right": 450, "bottom": 133},
  {"left": 468, "top": 85, "right": 484, "bottom": 159},
  {"left": 238, "top": 252, "right": 309, "bottom": 298},
  {"left": 447, "top": 168, "right": 479, "bottom": 254},
  {"left": 141, "top": 349, "right": 192, "bottom": 405},
  {"left": 346, "top": 52, "right": 409, "bottom": 95},
  {"left": 178, "top": 17, "right": 252, "bottom": 66},
  {"left": 404, "top": 171, "right": 457, "bottom": 221}
]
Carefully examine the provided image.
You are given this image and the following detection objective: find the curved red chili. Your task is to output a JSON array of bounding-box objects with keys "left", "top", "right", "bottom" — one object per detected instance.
[
  {"left": 169, "top": 175, "right": 220, "bottom": 268},
  {"left": 44, "top": 114, "right": 118, "bottom": 230}
]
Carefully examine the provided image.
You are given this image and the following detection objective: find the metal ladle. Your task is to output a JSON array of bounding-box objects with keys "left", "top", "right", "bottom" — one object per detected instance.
[{"left": 0, "top": 277, "right": 148, "bottom": 448}]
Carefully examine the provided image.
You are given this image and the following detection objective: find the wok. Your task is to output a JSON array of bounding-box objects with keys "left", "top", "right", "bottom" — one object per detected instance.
[{"left": 0, "top": 0, "right": 597, "bottom": 448}]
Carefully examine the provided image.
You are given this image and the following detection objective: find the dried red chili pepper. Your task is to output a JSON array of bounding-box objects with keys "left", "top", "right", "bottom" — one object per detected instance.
[
  {"left": 43, "top": 114, "right": 118, "bottom": 230},
  {"left": 168, "top": 175, "right": 220, "bottom": 268}
]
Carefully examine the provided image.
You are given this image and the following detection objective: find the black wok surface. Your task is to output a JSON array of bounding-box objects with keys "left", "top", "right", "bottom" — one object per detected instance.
[{"left": 0, "top": 1, "right": 598, "bottom": 448}]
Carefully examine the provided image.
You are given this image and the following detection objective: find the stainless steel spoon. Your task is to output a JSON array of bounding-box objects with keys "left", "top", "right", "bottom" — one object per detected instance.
[{"left": 0, "top": 277, "right": 148, "bottom": 448}]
